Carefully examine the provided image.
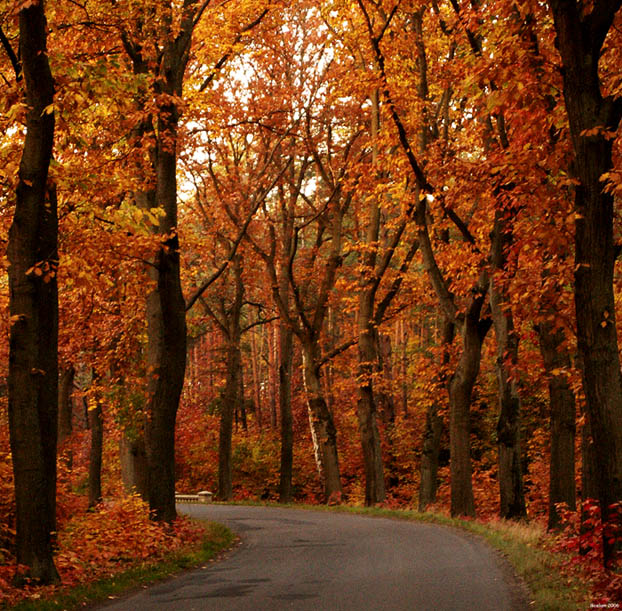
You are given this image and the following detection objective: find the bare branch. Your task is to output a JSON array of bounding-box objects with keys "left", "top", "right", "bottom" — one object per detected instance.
[{"left": 0, "top": 26, "right": 21, "bottom": 80}]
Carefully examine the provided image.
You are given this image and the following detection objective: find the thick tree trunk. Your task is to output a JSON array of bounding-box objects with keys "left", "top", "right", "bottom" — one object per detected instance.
[
  {"left": 302, "top": 343, "right": 342, "bottom": 502},
  {"left": 419, "top": 317, "right": 454, "bottom": 511},
  {"left": 88, "top": 399, "right": 103, "bottom": 507},
  {"left": 536, "top": 321, "right": 576, "bottom": 529},
  {"left": 144, "top": 114, "right": 187, "bottom": 521},
  {"left": 448, "top": 285, "right": 490, "bottom": 518},
  {"left": 547, "top": 0, "right": 622, "bottom": 566},
  {"left": 7, "top": 1, "right": 59, "bottom": 584}
]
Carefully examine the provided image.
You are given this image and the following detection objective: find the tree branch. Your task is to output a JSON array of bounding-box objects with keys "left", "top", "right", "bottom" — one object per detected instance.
[
  {"left": 0, "top": 26, "right": 21, "bottom": 80},
  {"left": 199, "top": 9, "right": 269, "bottom": 92}
]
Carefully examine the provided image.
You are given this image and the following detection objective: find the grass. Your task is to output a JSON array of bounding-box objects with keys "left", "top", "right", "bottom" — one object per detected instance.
[{"left": 4, "top": 521, "right": 235, "bottom": 611}]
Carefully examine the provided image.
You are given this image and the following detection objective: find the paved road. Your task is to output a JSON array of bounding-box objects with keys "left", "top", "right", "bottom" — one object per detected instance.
[{"left": 99, "top": 504, "right": 529, "bottom": 610}]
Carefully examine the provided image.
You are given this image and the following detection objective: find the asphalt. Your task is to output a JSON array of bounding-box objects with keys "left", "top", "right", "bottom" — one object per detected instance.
[{"left": 98, "top": 504, "right": 530, "bottom": 610}]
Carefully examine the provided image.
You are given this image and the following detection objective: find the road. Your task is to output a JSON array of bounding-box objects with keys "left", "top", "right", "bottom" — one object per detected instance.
[{"left": 99, "top": 504, "right": 529, "bottom": 610}]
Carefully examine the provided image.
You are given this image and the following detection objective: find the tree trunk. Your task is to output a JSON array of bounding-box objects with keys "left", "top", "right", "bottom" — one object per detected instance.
[
  {"left": 58, "top": 365, "right": 74, "bottom": 469},
  {"left": 88, "top": 399, "right": 103, "bottom": 507},
  {"left": 237, "top": 365, "right": 247, "bottom": 431},
  {"left": 377, "top": 333, "right": 396, "bottom": 425},
  {"left": 357, "top": 289, "right": 386, "bottom": 506},
  {"left": 302, "top": 342, "right": 342, "bottom": 502},
  {"left": 278, "top": 212, "right": 295, "bottom": 502},
  {"left": 120, "top": 433, "right": 149, "bottom": 499},
  {"left": 449, "top": 284, "right": 490, "bottom": 518},
  {"left": 144, "top": 111, "right": 187, "bottom": 521},
  {"left": 218, "top": 339, "right": 241, "bottom": 501},
  {"left": 7, "top": 1, "right": 59, "bottom": 584},
  {"left": 536, "top": 321, "right": 576, "bottom": 529},
  {"left": 217, "top": 256, "right": 244, "bottom": 501},
  {"left": 490, "top": 212, "right": 526, "bottom": 520},
  {"left": 58, "top": 365, "right": 74, "bottom": 446},
  {"left": 269, "top": 325, "right": 278, "bottom": 428},
  {"left": 250, "top": 328, "right": 262, "bottom": 429},
  {"left": 547, "top": 0, "right": 622, "bottom": 566},
  {"left": 419, "top": 317, "right": 454, "bottom": 511},
  {"left": 278, "top": 321, "right": 294, "bottom": 503},
  {"left": 398, "top": 319, "right": 409, "bottom": 416},
  {"left": 490, "top": 285, "right": 526, "bottom": 520},
  {"left": 418, "top": 402, "right": 443, "bottom": 511}
]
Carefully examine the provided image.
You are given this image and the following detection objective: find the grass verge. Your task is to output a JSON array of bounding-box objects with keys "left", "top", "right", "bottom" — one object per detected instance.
[
  {"left": 225, "top": 500, "right": 589, "bottom": 610},
  {"left": 4, "top": 521, "right": 235, "bottom": 611}
]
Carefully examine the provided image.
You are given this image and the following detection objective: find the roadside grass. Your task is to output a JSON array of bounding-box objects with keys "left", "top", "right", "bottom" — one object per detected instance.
[
  {"left": 3, "top": 521, "right": 235, "bottom": 611},
  {"left": 226, "top": 500, "right": 589, "bottom": 610}
]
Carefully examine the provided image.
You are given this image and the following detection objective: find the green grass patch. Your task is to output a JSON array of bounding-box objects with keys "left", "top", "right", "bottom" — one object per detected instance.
[
  {"left": 5, "top": 521, "right": 235, "bottom": 611},
  {"left": 220, "top": 500, "right": 589, "bottom": 610}
]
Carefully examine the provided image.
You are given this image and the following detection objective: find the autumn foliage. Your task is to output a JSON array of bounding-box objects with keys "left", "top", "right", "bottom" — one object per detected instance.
[{"left": 1, "top": 0, "right": 622, "bottom": 606}]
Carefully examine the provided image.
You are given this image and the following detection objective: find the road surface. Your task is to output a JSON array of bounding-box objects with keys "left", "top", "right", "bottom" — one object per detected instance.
[{"left": 99, "top": 504, "right": 529, "bottom": 610}]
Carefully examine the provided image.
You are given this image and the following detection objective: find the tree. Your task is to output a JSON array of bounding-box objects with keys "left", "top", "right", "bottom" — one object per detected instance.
[
  {"left": 118, "top": 0, "right": 217, "bottom": 521},
  {"left": 6, "top": 0, "right": 59, "bottom": 583},
  {"left": 546, "top": 0, "right": 622, "bottom": 566}
]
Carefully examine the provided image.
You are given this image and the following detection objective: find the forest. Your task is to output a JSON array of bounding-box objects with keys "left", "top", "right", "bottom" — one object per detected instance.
[{"left": 0, "top": 0, "right": 621, "bottom": 606}]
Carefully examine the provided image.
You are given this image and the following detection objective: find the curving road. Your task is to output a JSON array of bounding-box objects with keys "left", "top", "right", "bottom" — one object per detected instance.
[{"left": 99, "top": 504, "right": 529, "bottom": 610}]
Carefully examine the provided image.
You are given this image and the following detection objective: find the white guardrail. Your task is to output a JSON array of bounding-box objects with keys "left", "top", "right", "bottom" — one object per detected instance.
[{"left": 175, "top": 490, "right": 213, "bottom": 504}]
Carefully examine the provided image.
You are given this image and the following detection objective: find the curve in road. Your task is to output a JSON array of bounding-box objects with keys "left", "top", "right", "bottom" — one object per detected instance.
[{"left": 99, "top": 504, "right": 529, "bottom": 610}]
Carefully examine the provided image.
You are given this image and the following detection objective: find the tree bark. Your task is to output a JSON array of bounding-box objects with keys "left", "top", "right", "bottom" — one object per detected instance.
[
  {"left": 278, "top": 198, "right": 295, "bottom": 502},
  {"left": 217, "top": 339, "right": 241, "bottom": 501},
  {"left": 489, "top": 212, "right": 526, "bottom": 520},
  {"left": 278, "top": 320, "right": 294, "bottom": 502},
  {"left": 250, "top": 328, "right": 262, "bottom": 429},
  {"left": 536, "top": 321, "right": 576, "bottom": 529},
  {"left": 302, "top": 342, "right": 342, "bottom": 502},
  {"left": 448, "top": 280, "right": 491, "bottom": 518},
  {"left": 419, "top": 317, "right": 454, "bottom": 511},
  {"left": 216, "top": 257, "right": 244, "bottom": 501},
  {"left": 57, "top": 365, "right": 74, "bottom": 446},
  {"left": 58, "top": 365, "right": 74, "bottom": 470},
  {"left": 7, "top": 0, "right": 59, "bottom": 584},
  {"left": 547, "top": 0, "right": 622, "bottom": 566},
  {"left": 88, "top": 398, "right": 103, "bottom": 508},
  {"left": 144, "top": 107, "right": 187, "bottom": 521},
  {"left": 357, "top": 291, "right": 386, "bottom": 506},
  {"left": 120, "top": 432, "right": 149, "bottom": 498}
]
